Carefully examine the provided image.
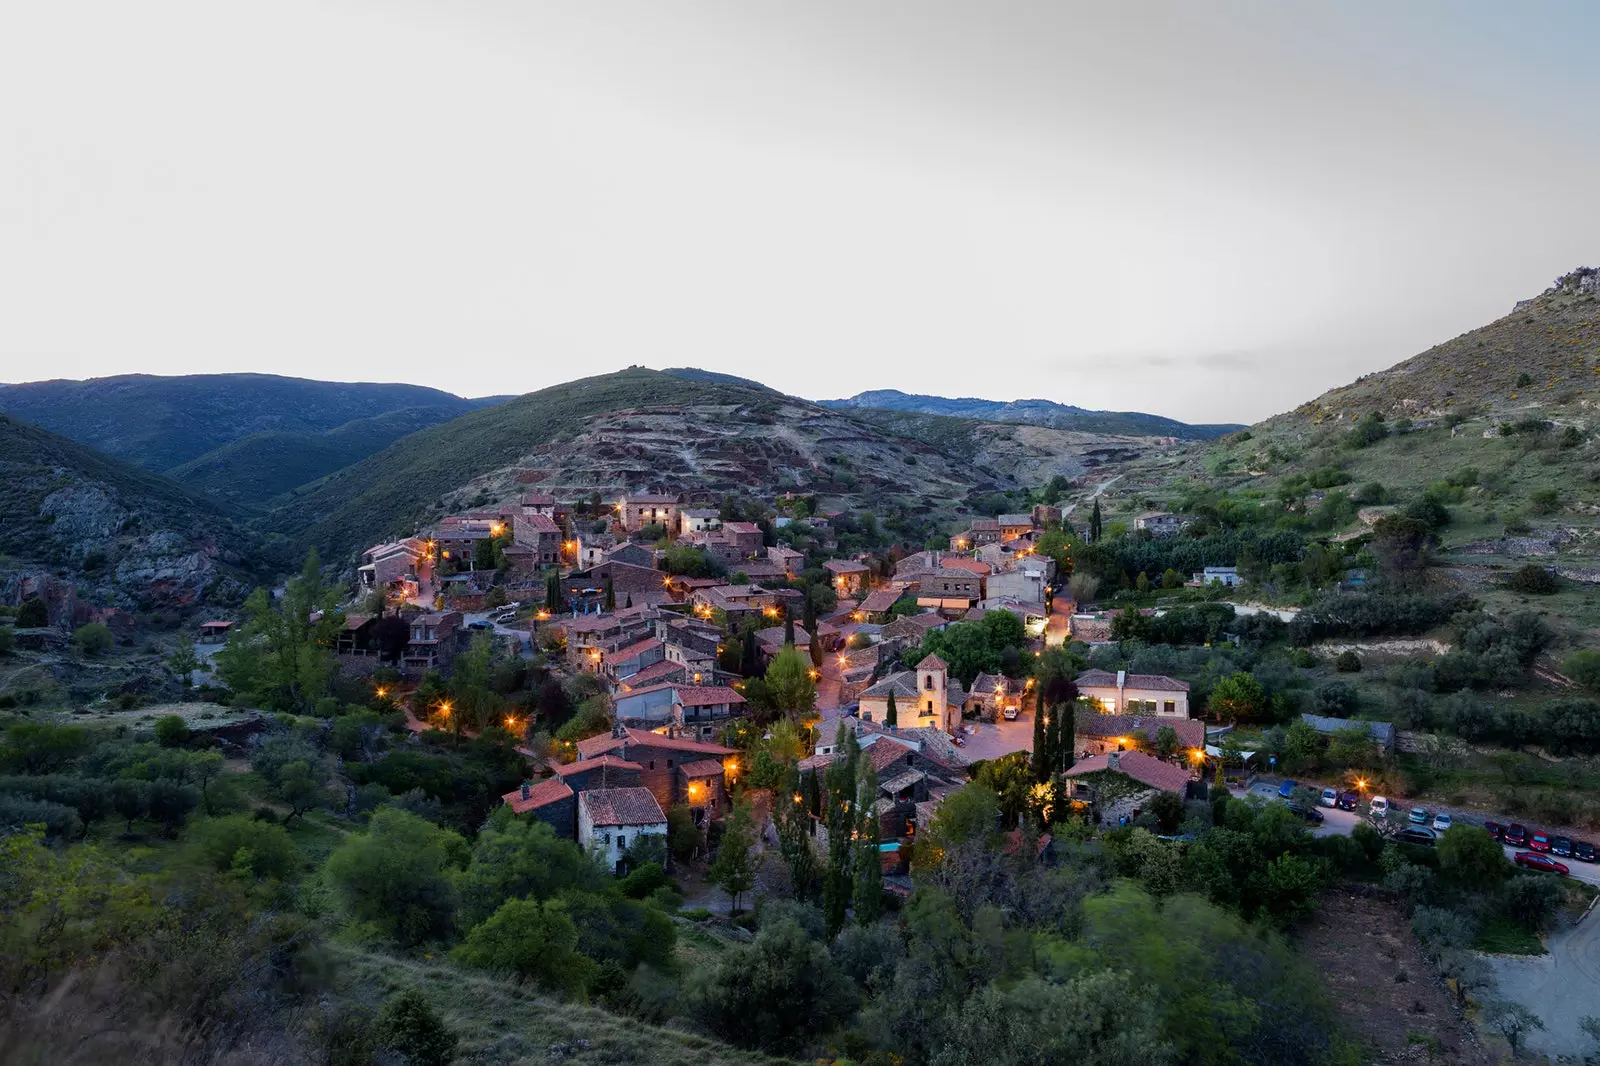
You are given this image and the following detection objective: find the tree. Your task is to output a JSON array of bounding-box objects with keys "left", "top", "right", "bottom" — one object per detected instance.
[
  {"left": 1281, "top": 719, "right": 1322, "bottom": 773},
  {"left": 449, "top": 630, "right": 500, "bottom": 740},
  {"left": 168, "top": 634, "right": 200, "bottom": 692},
  {"left": 1485, "top": 999, "right": 1543, "bottom": 1057},
  {"left": 1153, "top": 724, "right": 1179, "bottom": 759},
  {"left": 1089, "top": 499, "right": 1103, "bottom": 543},
  {"left": 275, "top": 759, "right": 331, "bottom": 823},
  {"left": 455, "top": 810, "right": 607, "bottom": 927},
  {"left": 853, "top": 761, "right": 883, "bottom": 924},
  {"left": 1207, "top": 672, "right": 1266, "bottom": 723},
  {"left": 451, "top": 897, "right": 597, "bottom": 997},
  {"left": 214, "top": 549, "right": 343, "bottom": 712},
  {"left": 545, "top": 572, "right": 563, "bottom": 611},
  {"left": 191, "top": 814, "right": 298, "bottom": 879},
  {"left": 765, "top": 644, "right": 816, "bottom": 721},
  {"left": 16, "top": 597, "right": 48, "bottom": 627},
  {"left": 683, "top": 920, "right": 855, "bottom": 1053},
  {"left": 153, "top": 714, "right": 190, "bottom": 748},
  {"left": 885, "top": 689, "right": 898, "bottom": 729},
  {"left": 324, "top": 808, "right": 467, "bottom": 945},
  {"left": 1031, "top": 701, "right": 1052, "bottom": 784},
  {"left": 1564, "top": 650, "right": 1600, "bottom": 691},
  {"left": 1136, "top": 571, "right": 1151, "bottom": 594},
  {"left": 110, "top": 778, "right": 151, "bottom": 833},
  {"left": 1436, "top": 825, "right": 1510, "bottom": 890},
  {"left": 72, "top": 622, "right": 113, "bottom": 655},
  {"left": 1150, "top": 790, "right": 1184, "bottom": 834},
  {"left": 775, "top": 768, "right": 817, "bottom": 900},
  {"left": 377, "top": 989, "right": 458, "bottom": 1066},
  {"left": 604, "top": 576, "right": 616, "bottom": 611},
  {"left": 710, "top": 801, "right": 757, "bottom": 914}
]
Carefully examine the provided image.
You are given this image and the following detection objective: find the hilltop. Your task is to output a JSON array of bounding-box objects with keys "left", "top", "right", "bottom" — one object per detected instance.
[
  {"left": 0, "top": 413, "right": 284, "bottom": 611},
  {"left": 261, "top": 368, "right": 1181, "bottom": 563},
  {"left": 0, "top": 373, "right": 501, "bottom": 472},
  {"left": 820, "top": 388, "right": 1243, "bottom": 440}
]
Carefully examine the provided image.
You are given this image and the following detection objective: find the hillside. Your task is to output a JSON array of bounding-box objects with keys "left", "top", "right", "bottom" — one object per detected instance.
[
  {"left": 167, "top": 403, "right": 481, "bottom": 503},
  {"left": 1101, "top": 267, "right": 1600, "bottom": 638},
  {"left": 262, "top": 368, "right": 1171, "bottom": 563},
  {"left": 0, "top": 373, "right": 500, "bottom": 472},
  {"left": 0, "top": 414, "right": 283, "bottom": 611},
  {"left": 820, "top": 388, "right": 1243, "bottom": 439}
]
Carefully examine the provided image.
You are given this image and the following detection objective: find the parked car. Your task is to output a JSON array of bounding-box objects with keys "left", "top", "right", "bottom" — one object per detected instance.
[
  {"left": 1369, "top": 796, "right": 1389, "bottom": 819},
  {"left": 1505, "top": 824, "right": 1529, "bottom": 847},
  {"left": 1278, "top": 780, "right": 1297, "bottom": 799},
  {"left": 1408, "top": 807, "right": 1430, "bottom": 825},
  {"left": 1319, "top": 787, "right": 1338, "bottom": 808},
  {"left": 467, "top": 620, "right": 493, "bottom": 631},
  {"left": 1002, "top": 707, "right": 1019, "bottom": 721},
  {"left": 1337, "top": 791, "right": 1359, "bottom": 811},
  {"left": 1396, "top": 827, "right": 1437, "bottom": 846},
  {"left": 1483, "top": 821, "right": 1504, "bottom": 841},
  {"left": 1575, "top": 841, "right": 1597, "bottom": 863},
  {"left": 1432, "top": 812, "right": 1453, "bottom": 832},
  {"left": 1529, "top": 833, "right": 1552, "bottom": 853},
  {"left": 1514, "top": 852, "right": 1569, "bottom": 876},
  {"left": 1287, "top": 803, "right": 1325, "bottom": 825},
  {"left": 1552, "top": 836, "right": 1574, "bottom": 858},
  {"left": 950, "top": 734, "right": 965, "bottom": 748}
]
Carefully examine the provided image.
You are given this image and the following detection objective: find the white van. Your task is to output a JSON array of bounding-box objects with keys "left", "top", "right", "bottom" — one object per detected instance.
[
  {"left": 1369, "top": 796, "right": 1389, "bottom": 820},
  {"left": 1319, "top": 787, "right": 1338, "bottom": 808}
]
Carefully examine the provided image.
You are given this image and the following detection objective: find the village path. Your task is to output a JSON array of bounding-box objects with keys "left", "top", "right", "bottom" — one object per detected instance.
[
  {"left": 1061, "top": 474, "right": 1123, "bottom": 516},
  {"left": 1484, "top": 908, "right": 1600, "bottom": 1059}
]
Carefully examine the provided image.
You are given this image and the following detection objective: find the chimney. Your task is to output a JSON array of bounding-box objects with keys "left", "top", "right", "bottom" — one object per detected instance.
[
  {"left": 520, "top": 781, "right": 531, "bottom": 800},
  {"left": 1116, "top": 669, "right": 1126, "bottom": 711},
  {"left": 1107, "top": 751, "right": 1121, "bottom": 772}
]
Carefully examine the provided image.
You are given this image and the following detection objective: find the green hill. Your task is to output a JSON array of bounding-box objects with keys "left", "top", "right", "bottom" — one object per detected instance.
[
  {"left": 168, "top": 403, "right": 481, "bottom": 503},
  {"left": 0, "top": 413, "right": 284, "bottom": 608},
  {"left": 0, "top": 373, "right": 498, "bottom": 472},
  {"left": 263, "top": 368, "right": 1118, "bottom": 563}
]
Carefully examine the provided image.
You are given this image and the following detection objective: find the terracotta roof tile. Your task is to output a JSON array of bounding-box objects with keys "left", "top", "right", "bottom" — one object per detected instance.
[
  {"left": 1063, "top": 750, "right": 1192, "bottom": 794},
  {"left": 1075, "top": 669, "right": 1191, "bottom": 693},
  {"left": 551, "top": 755, "right": 644, "bottom": 777},
  {"left": 502, "top": 777, "right": 574, "bottom": 813},
  {"left": 580, "top": 786, "right": 667, "bottom": 826}
]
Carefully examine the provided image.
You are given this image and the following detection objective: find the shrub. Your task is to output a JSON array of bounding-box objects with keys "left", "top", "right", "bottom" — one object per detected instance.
[
  {"left": 1563, "top": 650, "right": 1600, "bottom": 691},
  {"left": 377, "top": 990, "right": 457, "bottom": 1066},
  {"left": 1334, "top": 651, "right": 1361, "bottom": 673},
  {"left": 190, "top": 814, "right": 299, "bottom": 879},
  {"left": 16, "top": 598, "right": 48, "bottom": 628},
  {"left": 71, "top": 623, "right": 114, "bottom": 655},
  {"left": 1504, "top": 565, "right": 1558, "bottom": 595},
  {"left": 153, "top": 715, "right": 190, "bottom": 748}
]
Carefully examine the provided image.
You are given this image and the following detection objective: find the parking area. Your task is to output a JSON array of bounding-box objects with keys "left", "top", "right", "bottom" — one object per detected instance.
[
  {"left": 1486, "top": 908, "right": 1600, "bottom": 1059},
  {"left": 957, "top": 712, "right": 1036, "bottom": 763}
]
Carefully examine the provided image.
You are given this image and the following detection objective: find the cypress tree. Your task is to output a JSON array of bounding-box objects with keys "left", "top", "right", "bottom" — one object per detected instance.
[
  {"left": 809, "top": 633, "right": 825, "bottom": 670},
  {"left": 1090, "top": 499, "right": 1102, "bottom": 543},
  {"left": 806, "top": 766, "right": 822, "bottom": 825},
  {"left": 885, "top": 689, "right": 898, "bottom": 729},
  {"left": 604, "top": 577, "right": 615, "bottom": 611},
  {"left": 545, "top": 573, "right": 561, "bottom": 611},
  {"left": 1055, "top": 697, "right": 1075, "bottom": 773},
  {"left": 1031, "top": 702, "right": 1051, "bottom": 783},
  {"left": 740, "top": 627, "right": 760, "bottom": 678},
  {"left": 784, "top": 614, "right": 796, "bottom": 646},
  {"left": 853, "top": 761, "right": 883, "bottom": 924}
]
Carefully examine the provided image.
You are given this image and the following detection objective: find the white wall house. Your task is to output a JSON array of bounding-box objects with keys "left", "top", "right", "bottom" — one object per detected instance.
[
  {"left": 578, "top": 787, "right": 668, "bottom": 874},
  {"left": 1074, "top": 669, "right": 1191, "bottom": 718}
]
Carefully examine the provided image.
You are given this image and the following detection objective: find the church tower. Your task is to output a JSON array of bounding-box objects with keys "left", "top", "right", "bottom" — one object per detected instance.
[{"left": 914, "top": 653, "right": 948, "bottom": 726}]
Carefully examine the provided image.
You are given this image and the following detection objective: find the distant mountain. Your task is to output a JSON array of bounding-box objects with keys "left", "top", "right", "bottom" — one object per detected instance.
[
  {"left": 0, "top": 373, "right": 503, "bottom": 473},
  {"left": 0, "top": 413, "right": 284, "bottom": 609},
  {"left": 819, "top": 389, "right": 1243, "bottom": 440},
  {"left": 167, "top": 403, "right": 482, "bottom": 504}
]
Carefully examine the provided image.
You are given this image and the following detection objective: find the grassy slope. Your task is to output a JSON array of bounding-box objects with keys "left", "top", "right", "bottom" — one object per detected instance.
[
  {"left": 167, "top": 403, "right": 482, "bottom": 503},
  {"left": 821, "top": 389, "right": 1245, "bottom": 439},
  {"left": 333, "top": 941, "right": 796, "bottom": 1066},
  {"left": 0, "top": 373, "right": 488, "bottom": 471},
  {"left": 262, "top": 370, "right": 776, "bottom": 560}
]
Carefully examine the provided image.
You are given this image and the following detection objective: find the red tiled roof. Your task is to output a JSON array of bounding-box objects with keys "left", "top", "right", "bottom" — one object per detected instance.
[
  {"left": 1064, "top": 750, "right": 1192, "bottom": 794},
  {"left": 865, "top": 736, "right": 916, "bottom": 771},
  {"left": 938, "top": 557, "right": 991, "bottom": 575},
  {"left": 622, "top": 660, "right": 686, "bottom": 688},
  {"left": 502, "top": 777, "right": 574, "bottom": 813},
  {"left": 673, "top": 685, "right": 746, "bottom": 707},
  {"left": 521, "top": 513, "right": 561, "bottom": 534},
  {"left": 678, "top": 758, "right": 726, "bottom": 778},
  {"left": 858, "top": 589, "right": 903, "bottom": 613},
  {"left": 607, "top": 637, "right": 663, "bottom": 662},
  {"left": 824, "top": 559, "right": 870, "bottom": 574},
  {"left": 577, "top": 726, "right": 736, "bottom": 760},
  {"left": 723, "top": 521, "right": 761, "bottom": 534},
  {"left": 1075, "top": 714, "right": 1204, "bottom": 750},
  {"left": 551, "top": 755, "right": 644, "bottom": 777},
  {"left": 1075, "top": 669, "right": 1191, "bottom": 692},
  {"left": 915, "top": 653, "right": 948, "bottom": 671},
  {"left": 580, "top": 786, "right": 667, "bottom": 826}
]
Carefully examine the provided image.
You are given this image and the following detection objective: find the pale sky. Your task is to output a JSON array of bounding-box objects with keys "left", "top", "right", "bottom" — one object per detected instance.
[{"left": 3, "top": 2, "right": 1597, "bottom": 423}]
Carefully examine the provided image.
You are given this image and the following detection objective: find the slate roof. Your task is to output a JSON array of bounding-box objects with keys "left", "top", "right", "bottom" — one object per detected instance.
[
  {"left": 823, "top": 559, "right": 870, "bottom": 574},
  {"left": 503, "top": 777, "right": 574, "bottom": 813},
  {"left": 1300, "top": 714, "right": 1396, "bottom": 747},
  {"left": 581, "top": 787, "right": 667, "bottom": 827},
  {"left": 1064, "top": 750, "right": 1192, "bottom": 794},
  {"left": 861, "top": 672, "right": 919, "bottom": 699},
  {"left": 621, "top": 660, "right": 687, "bottom": 688},
  {"left": 677, "top": 758, "right": 726, "bottom": 779},
  {"left": 858, "top": 588, "right": 903, "bottom": 613},
  {"left": 577, "top": 726, "right": 736, "bottom": 760},
  {"left": 1075, "top": 669, "right": 1191, "bottom": 692},
  {"left": 607, "top": 637, "right": 663, "bottom": 662},
  {"left": 673, "top": 685, "right": 746, "bottom": 707},
  {"left": 880, "top": 768, "right": 926, "bottom": 795},
  {"left": 997, "top": 514, "right": 1034, "bottom": 527},
  {"left": 757, "top": 625, "right": 811, "bottom": 648},
  {"left": 521, "top": 513, "right": 561, "bottom": 534}
]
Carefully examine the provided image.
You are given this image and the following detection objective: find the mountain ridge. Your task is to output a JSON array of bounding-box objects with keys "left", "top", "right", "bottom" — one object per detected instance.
[{"left": 819, "top": 388, "right": 1244, "bottom": 439}]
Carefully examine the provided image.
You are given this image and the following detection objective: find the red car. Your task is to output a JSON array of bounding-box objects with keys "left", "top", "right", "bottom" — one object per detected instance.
[
  {"left": 1529, "top": 832, "right": 1552, "bottom": 853},
  {"left": 1515, "top": 852, "right": 1568, "bottom": 875},
  {"left": 1504, "top": 824, "right": 1529, "bottom": 847}
]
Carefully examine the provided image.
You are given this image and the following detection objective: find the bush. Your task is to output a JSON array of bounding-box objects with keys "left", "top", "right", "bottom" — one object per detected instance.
[
  {"left": 1333, "top": 651, "right": 1361, "bottom": 673},
  {"left": 1563, "top": 650, "right": 1600, "bottom": 691},
  {"left": 1504, "top": 565, "right": 1558, "bottom": 595},
  {"left": 153, "top": 715, "right": 190, "bottom": 748},
  {"left": 71, "top": 623, "right": 114, "bottom": 655},
  {"left": 191, "top": 813, "right": 299, "bottom": 879},
  {"left": 16, "top": 598, "right": 48, "bottom": 628},
  {"left": 377, "top": 990, "right": 457, "bottom": 1066}
]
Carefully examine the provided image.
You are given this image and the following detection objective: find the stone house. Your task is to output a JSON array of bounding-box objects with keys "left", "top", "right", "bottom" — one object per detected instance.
[
  {"left": 823, "top": 558, "right": 871, "bottom": 596},
  {"left": 578, "top": 788, "right": 668, "bottom": 874},
  {"left": 577, "top": 725, "right": 736, "bottom": 813},
  {"left": 615, "top": 493, "right": 680, "bottom": 533},
  {"left": 502, "top": 778, "right": 578, "bottom": 838},
  {"left": 678, "top": 508, "right": 721, "bottom": 535},
  {"left": 513, "top": 513, "right": 562, "bottom": 566},
  {"left": 403, "top": 612, "right": 463, "bottom": 672},
  {"left": 721, "top": 521, "right": 765, "bottom": 557},
  {"left": 1073, "top": 713, "right": 1204, "bottom": 758},
  {"left": 858, "top": 654, "right": 964, "bottom": 732},
  {"left": 996, "top": 514, "right": 1035, "bottom": 542},
  {"left": 767, "top": 545, "right": 805, "bottom": 578},
  {"left": 1134, "top": 512, "right": 1194, "bottom": 537}
]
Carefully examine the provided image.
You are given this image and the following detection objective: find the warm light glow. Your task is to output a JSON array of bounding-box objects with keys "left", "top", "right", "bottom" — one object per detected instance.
[
  {"left": 505, "top": 716, "right": 516, "bottom": 728},
  {"left": 437, "top": 702, "right": 451, "bottom": 717},
  {"left": 725, "top": 759, "right": 738, "bottom": 774},
  {"left": 375, "top": 687, "right": 387, "bottom": 698},
  {"left": 793, "top": 792, "right": 803, "bottom": 804},
  {"left": 1190, "top": 748, "right": 1204, "bottom": 761},
  {"left": 1355, "top": 778, "right": 1368, "bottom": 790}
]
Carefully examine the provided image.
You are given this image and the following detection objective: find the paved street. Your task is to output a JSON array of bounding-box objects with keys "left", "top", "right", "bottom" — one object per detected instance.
[
  {"left": 1485, "top": 905, "right": 1600, "bottom": 1059},
  {"left": 958, "top": 711, "right": 1037, "bottom": 763}
]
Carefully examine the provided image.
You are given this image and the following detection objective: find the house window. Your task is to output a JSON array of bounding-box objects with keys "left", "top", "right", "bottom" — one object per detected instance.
[
  {"left": 667, "top": 759, "right": 673, "bottom": 768},
  {"left": 923, "top": 675, "right": 933, "bottom": 691},
  {"left": 649, "top": 760, "right": 655, "bottom": 770},
  {"left": 604, "top": 833, "right": 611, "bottom": 848},
  {"left": 1163, "top": 700, "right": 1176, "bottom": 715}
]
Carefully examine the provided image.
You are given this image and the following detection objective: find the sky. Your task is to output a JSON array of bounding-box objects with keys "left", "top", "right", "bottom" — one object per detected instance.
[{"left": 3, "top": 2, "right": 1598, "bottom": 424}]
